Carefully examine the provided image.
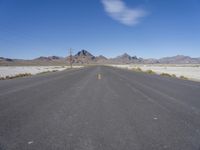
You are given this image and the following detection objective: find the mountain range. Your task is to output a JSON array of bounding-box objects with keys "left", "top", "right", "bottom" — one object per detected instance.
[{"left": 1, "top": 50, "right": 200, "bottom": 66}]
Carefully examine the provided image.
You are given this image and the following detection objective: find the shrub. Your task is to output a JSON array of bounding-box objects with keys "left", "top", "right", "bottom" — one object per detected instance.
[
  {"left": 2, "top": 73, "right": 32, "bottom": 80},
  {"left": 52, "top": 70, "right": 58, "bottom": 72},
  {"left": 39, "top": 70, "right": 59, "bottom": 74},
  {"left": 160, "top": 73, "right": 172, "bottom": 77},
  {"left": 39, "top": 71, "right": 51, "bottom": 74},
  {"left": 136, "top": 67, "right": 142, "bottom": 72},
  {"left": 180, "top": 76, "right": 188, "bottom": 80},
  {"left": 146, "top": 70, "right": 156, "bottom": 74},
  {"left": 172, "top": 74, "right": 177, "bottom": 78},
  {"left": 6, "top": 76, "right": 10, "bottom": 79},
  {"left": 0, "top": 77, "right": 5, "bottom": 80},
  {"left": 132, "top": 67, "right": 142, "bottom": 72}
]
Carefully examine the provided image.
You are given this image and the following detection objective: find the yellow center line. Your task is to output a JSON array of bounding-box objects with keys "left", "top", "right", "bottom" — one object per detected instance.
[{"left": 97, "top": 74, "right": 102, "bottom": 80}]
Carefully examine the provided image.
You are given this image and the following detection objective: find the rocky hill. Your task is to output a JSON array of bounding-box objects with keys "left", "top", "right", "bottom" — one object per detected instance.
[
  {"left": 95, "top": 55, "right": 108, "bottom": 64},
  {"left": 109, "top": 53, "right": 139, "bottom": 64},
  {"left": 72, "top": 50, "right": 96, "bottom": 64},
  {"left": 1, "top": 50, "right": 200, "bottom": 66},
  {"left": 34, "top": 56, "right": 63, "bottom": 61},
  {"left": 158, "top": 55, "right": 200, "bottom": 64}
]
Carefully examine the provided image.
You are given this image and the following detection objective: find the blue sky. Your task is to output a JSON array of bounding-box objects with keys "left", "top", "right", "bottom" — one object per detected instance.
[{"left": 0, "top": 0, "right": 200, "bottom": 59}]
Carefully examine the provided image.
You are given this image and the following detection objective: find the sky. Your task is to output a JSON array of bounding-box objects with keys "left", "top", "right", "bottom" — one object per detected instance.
[{"left": 0, "top": 0, "right": 200, "bottom": 59}]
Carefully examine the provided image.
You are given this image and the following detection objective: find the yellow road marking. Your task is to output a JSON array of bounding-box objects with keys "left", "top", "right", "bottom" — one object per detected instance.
[{"left": 97, "top": 74, "right": 102, "bottom": 80}]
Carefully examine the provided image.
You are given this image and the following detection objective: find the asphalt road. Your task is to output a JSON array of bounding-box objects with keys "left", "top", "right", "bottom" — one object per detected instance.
[{"left": 0, "top": 66, "right": 200, "bottom": 150}]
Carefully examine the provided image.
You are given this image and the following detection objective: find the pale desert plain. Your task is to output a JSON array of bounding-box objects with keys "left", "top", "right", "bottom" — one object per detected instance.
[
  {"left": 110, "top": 64, "right": 200, "bottom": 82},
  {"left": 1, "top": 65, "right": 200, "bottom": 82},
  {"left": 0, "top": 66, "right": 83, "bottom": 78}
]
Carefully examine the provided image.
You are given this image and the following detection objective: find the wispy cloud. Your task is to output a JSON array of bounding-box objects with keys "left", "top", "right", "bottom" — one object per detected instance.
[{"left": 101, "top": 0, "right": 146, "bottom": 26}]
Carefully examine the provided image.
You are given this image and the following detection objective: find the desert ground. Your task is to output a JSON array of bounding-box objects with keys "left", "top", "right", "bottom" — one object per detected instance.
[
  {"left": 0, "top": 66, "right": 83, "bottom": 78},
  {"left": 110, "top": 64, "right": 200, "bottom": 82}
]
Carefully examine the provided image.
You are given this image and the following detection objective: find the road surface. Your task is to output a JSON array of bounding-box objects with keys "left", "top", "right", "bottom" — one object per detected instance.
[{"left": 0, "top": 66, "right": 200, "bottom": 150}]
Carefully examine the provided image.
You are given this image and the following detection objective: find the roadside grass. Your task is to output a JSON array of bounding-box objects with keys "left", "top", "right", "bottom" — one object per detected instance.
[
  {"left": 131, "top": 67, "right": 189, "bottom": 81},
  {"left": 38, "top": 70, "right": 59, "bottom": 75},
  {"left": 132, "top": 67, "right": 143, "bottom": 72},
  {"left": 172, "top": 74, "right": 177, "bottom": 78},
  {"left": 160, "top": 73, "right": 188, "bottom": 80},
  {"left": 0, "top": 77, "right": 5, "bottom": 80},
  {"left": 160, "top": 73, "right": 174, "bottom": 77},
  {"left": 0, "top": 73, "right": 32, "bottom": 80},
  {"left": 145, "top": 70, "right": 156, "bottom": 74},
  {"left": 131, "top": 68, "right": 156, "bottom": 74},
  {"left": 114, "top": 65, "right": 191, "bottom": 82},
  {"left": 52, "top": 70, "right": 58, "bottom": 72},
  {"left": 0, "top": 70, "right": 60, "bottom": 80},
  {"left": 160, "top": 73, "right": 189, "bottom": 80},
  {"left": 180, "top": 75, "right": 188, "bottom": 80}
]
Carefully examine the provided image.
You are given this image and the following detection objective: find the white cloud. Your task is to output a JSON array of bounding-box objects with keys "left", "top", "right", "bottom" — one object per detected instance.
[{"left": 101, "top": 0, "right": 146, "bottom": 26}]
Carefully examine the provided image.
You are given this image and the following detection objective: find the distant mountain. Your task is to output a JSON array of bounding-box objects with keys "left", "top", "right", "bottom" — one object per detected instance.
[
  {"left": 34, "top": 56, "right": 63, "bottom": 61},
  {"left": 142, "top": 58, "right": 160, "bottom": 64},
  {"left": 96, "top": 55, "right": 107, "bottom": 59},
  {"left": 74, "top": 50, "right": 94, "bottom": 58},
  {"left": 0, "top": 57, "right": 14, "bottom": 62},
  {"left": 1, "top": 50, "right": 200, "bottom": 66},
  {"left": 110, "top": 53, "right": 139, "bottom": 64},
  {"left": 0, "top": 56, "right": 67, "bottom": 66},
  {"left": 71, "top": 50, "right": 96, "bottom": 64},
  {"left": 116, "top": 53, "right": 132, "bottom": 61},
  {"left": 158, "top": 55, "right": 200, "bottom": 64},
  {"left": 95, "top": 55, "right": 108, "bottom": 63},
  {"left": 0, "top": 57, "right": 31, "bottom": 66}
]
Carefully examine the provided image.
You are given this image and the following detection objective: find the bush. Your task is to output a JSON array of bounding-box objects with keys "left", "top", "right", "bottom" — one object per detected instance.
[
  {"left": 0, "top": 77, "right": 5, "bottom": 80},
  {"left": 16, "top": 73, "right": 31, "bottom": 78},
  {"left": 180, "top": 76, "right": 188, "bottom": 80},
  {"left": 132, "top": 67, "right": 142, "bottom": 72},
  {"left": 1, "top": 73, "right": 32, "bottom": 80},
  {"left": 39, "top": 71, "right": 51, "bottom": 74},
  {"left": 172, "top": 74, "right": 177, "bottom": 78},
  {"left": 39, "top": 70, "right": 59, "bottom": 74},
  {"left": 52, "top": 70, "right": 58, "bottom": 72},
  {"left": 146, "top": 70, "right": 156, "bottom": 74},
  {"left": 160, "top": 73, "right": 172, "bottom": 77},
  {"left": 6, "top": 76, "right": 10, "bottom": 79},
  {"left": 136, "top": 67, "right": 142, "bottom": 72}
]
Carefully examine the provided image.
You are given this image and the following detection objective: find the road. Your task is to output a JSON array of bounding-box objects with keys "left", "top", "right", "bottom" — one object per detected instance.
[{"left": 0, "top": 66, "right": 200, "bottom": 150}]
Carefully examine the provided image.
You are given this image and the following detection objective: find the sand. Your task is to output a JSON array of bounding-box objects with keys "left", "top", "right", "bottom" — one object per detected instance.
[
  {"left": 0, "top": 66, "right": 83, "bottom": 78},
  {"left": 110, "top": 64, "right": 200, "bottom": 82}
]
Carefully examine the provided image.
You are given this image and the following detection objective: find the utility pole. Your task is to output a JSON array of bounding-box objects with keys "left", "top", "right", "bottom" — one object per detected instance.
[{"left": 69, "top": 48, "right": 73, "bottom": 69}]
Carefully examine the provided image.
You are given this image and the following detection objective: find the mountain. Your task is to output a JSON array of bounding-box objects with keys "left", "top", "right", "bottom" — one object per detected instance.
[
  {"left": 110, "top": 53, "right": 139, "bottom": 64},
  {"left": 0, "top": 56, "right": 67, "bottom": 66},
  {"left": 96, "top": 55, "right": 107, "bottom": 60},
  {"left": 74, "top": 50, "right": 94, "bottom": 58},
  {"left": 0, "top": 57, "right": 23, "bottom": 65},
  {"left": 142, "top": 58, "right": 160, "bottom": 64},
  {"left": 34, "top": 56, "right": 63, "bottom": 61},
  {"left": 72, "top": 50, "right": 96, "bottom": 64},
  {"left": 95, "top": 55, "right": 108, "bottom": 63},
  {"left": 158, "top": 55, "right": 200, "bottom": 64},
  {"left": 0, "top": 57, "right": 14, "bottom": 62},
  {"left": 1, "top": 50, "right": 200, "bottom": 66}
]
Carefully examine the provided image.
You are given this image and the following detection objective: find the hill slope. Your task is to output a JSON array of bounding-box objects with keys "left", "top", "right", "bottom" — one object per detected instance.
[{"left": 1, "top": 50, "right": 200, "bottom": 65}]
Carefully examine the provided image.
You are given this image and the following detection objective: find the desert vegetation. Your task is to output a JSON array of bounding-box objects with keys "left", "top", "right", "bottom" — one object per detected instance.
[
  {"left": 110, "top": 64, "right": 199, "bottom": 82},
  {"left": 0, "top": 73, "right": 32, "bottom": 80},
  {"left": 0, "top": 66, "right": 84, "bottom": 80},
  {"left": 145, "top": 70, "right": 156, "bottom": 74},
  {"left": 132, "top": 67, "right": 142, "bottom": 72},
  {"left": 180, "top": 76, "right": 188, "bottom": 80}
]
